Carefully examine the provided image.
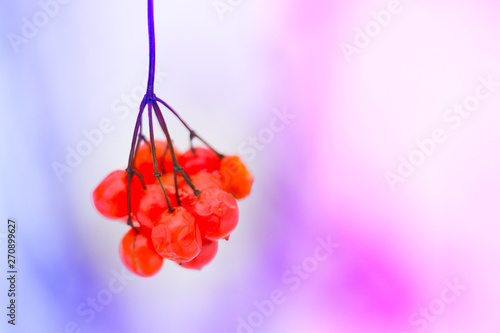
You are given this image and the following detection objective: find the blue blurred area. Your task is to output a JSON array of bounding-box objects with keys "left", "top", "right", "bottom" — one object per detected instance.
[
  {"left": 1, "top": 1, "right": 274, "bottom": 332},
  {"left": 0, "top": 2, "right": 132, "bottom": 332}
]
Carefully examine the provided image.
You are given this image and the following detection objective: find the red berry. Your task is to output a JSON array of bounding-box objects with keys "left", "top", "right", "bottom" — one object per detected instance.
[
  {"left": 134, "top": 141, "right": 177, "bottom": 183},
  {"left": 151, "top": 207, "right": 202, "bottom": 262},
  {"left": 177, "top": 185, "right": 196, "bottom": 207},
  {"left": 119, "top": 229, "right": 163, "bottom": 277},
  {"left": 161, "top": 172, "right": 186, "bottom": 188},
  {"left": 176, "top": 171, "right": 223, "bottom": 206},
  {"left": 92, "top": 170, "right": 143, "bottom": 220},
  {"left": 188, "top": 188, "right": 239, "bottom": 240},
  {"left": 178, "top": 147, "right": 220, "bottom": 175},
  {"left": 181, "top": 239, "right": 218, "bottom": 270},
  {"left": 190, "top": 170, "right": 223, "bottom": 190},
  {"left": 160, "top": 173, "right": 194, "bottom": 207},
  {"left": 219, "top": 156, "right": 253, "bottom": 199},
  {"left": 135, "top": 184, "right": 176, "bottom": 233}
]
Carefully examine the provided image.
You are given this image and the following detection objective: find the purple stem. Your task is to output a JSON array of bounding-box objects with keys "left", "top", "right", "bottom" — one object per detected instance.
[
  {"left": 153, "top": 102, "right": 201, "bottom": 202},
  {"left": 125, "top": 0, "right": 219, "bottom": 229},
  {"left": 146, "top": 0, "right": 156, "bottom": 96},
  {"left": 148, "top": 103, "right": 174, "bottom": 213}
]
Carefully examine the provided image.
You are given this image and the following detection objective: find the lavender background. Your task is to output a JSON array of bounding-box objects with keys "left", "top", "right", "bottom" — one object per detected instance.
[{"left": 2, "top": 0, "right": 500, "bottom": 332}]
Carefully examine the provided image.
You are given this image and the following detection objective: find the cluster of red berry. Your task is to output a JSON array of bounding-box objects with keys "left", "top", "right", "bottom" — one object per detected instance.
[
  {"left": 92, "top": 0, "right": 253, "bottom": 277},
  {"left": 92, "top": 141, "right": 253, "bottom": 277}
]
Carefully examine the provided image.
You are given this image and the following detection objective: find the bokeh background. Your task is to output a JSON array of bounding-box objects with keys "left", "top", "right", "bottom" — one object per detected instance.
[{"left": 2, "top": 0, "right": 500, "bottom": 332}]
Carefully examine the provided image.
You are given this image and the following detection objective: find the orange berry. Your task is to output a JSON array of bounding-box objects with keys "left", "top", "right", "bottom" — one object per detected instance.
[
  {"left": 219, "top": 156, "right": 253, "bottom": 199},
  {"left": 119, "top": 229, "right": 163, "bottom": 277}
]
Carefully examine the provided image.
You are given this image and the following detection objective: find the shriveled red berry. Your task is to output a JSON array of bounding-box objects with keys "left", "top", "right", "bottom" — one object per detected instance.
[
  {"left": 92, "top": 170, "right": 143, "bottom": 220},
  {"left": 188, "top": 188, "right": 239, "bottom": 240},
  {"left": 177, "top": 185, "right": 196, "bottom": 207},
  {"left": 119, "top": 229, "right": 164, "bottom": 277},
  {"left": 134, "top": 141, "right": 178, "bottom": 183},
  {"left": 219, "top": 156, "right": 253, "bottom": 199},
  {"left": 151, "top": 207, "right": 202, "bottom": 262},
  {"left": 176, "top": 171, "right": 222, "bottom": 206},
  {"left": 135, "top": 184, "right": 176, "bottom": 233},
  {"left": 160, "top": 173, "right": 195, "bottom": 207},
  {"left": 181, "top": 239, "right": 218, "bottom": 270},
  {"left": 178, "top": 147, "right": 220, "bottom": 175}
]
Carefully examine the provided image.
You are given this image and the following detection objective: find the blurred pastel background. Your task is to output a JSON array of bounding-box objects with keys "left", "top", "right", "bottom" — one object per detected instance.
[{"left": 2, "top": 0, "right": 500, "bottom": 332}]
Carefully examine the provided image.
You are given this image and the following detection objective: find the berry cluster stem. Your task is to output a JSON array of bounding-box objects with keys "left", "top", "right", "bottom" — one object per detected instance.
[
  {"left": 146, "top": 0, "right": 156, "bottom": 96},
  {"left": 125, "top": 0, "right": 223, "bottom": 228}
]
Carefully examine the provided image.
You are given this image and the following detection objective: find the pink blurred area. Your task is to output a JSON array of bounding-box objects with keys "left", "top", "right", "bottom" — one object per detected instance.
[{"left": 256, "top": 0, "right": 500, "bottom": 332}]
